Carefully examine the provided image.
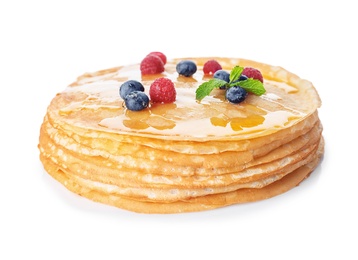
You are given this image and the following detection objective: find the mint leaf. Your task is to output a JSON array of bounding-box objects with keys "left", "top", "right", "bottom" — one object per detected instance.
[
  {"left": 229, "top": 66, "right": 244, "bottom": 82},
  {"left": 195, "top": 65, "right": 266, "bottom": 100},
  {"left": 196, "top": 79, "right": 228, "bottom": 100},
  {"left": 231, "top": 78, "right": 266, "bottom": 96}
]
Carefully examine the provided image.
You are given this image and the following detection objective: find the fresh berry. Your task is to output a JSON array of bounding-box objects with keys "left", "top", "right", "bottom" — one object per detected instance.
[
  {"left": 119, "top": 80, "right": 145, "bottom": 99},
  {"left": 242, "top": 67, "right": 264, "bottom": 83},
  {"left": 203, "top": 60, "right": 222, "bottom": 75},
  {"left": 239, "top": 75, "right": 248, "bottom": 81},
  {"left": 149, "top": 77, "right": 176, "bottom": 103},
  {"left": 176, "top": 60, "right": 197, "bottom": 77},
  {"left": 226, "top": 86, "right": 247, "bottom": 104},
  {"left": 124, "top": 91, "right": 149, "bottom": 111},
  {"left": 148, "top": 51, "right": 167, "bottom": 64},
  {"left": 213, "top": 70, "right": 230, "bottom": 83},
  {"left": 140, "top": 55, "right": 164, "bottom": 75}
]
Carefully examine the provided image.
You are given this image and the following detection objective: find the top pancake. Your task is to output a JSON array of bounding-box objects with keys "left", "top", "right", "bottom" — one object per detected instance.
[{"left": 48, "top": 57, "right": 321, "bottom": 143}]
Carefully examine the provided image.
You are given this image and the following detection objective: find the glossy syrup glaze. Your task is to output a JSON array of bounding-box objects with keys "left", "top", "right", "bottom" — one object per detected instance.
[{"left": 61, "top": 58, "right": 314, "bottom": 139}]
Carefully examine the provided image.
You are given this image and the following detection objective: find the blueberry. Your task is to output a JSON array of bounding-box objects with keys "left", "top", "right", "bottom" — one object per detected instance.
[
  {"left": 226, "top": 86, "right": 247, "bottom": 104},
  {"left": 239, "top": 75, "right": 248, "bottom": 81},
  {"left": 124, "top": 91, "right": 149, "bottom": 111},
  {"left": 120, "top": 80, "right": 145, "bottom": 99},
  {"left": 213, "top": 70, "right": 230, "bottom": 83},
  {"left": 176, "top": 60, "right": 197, "bottom": 77}
]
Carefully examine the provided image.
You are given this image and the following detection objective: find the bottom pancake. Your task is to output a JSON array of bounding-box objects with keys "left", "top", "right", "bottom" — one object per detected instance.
[{"left": 40, "top": 138, "right": 324, "bottom": 214}]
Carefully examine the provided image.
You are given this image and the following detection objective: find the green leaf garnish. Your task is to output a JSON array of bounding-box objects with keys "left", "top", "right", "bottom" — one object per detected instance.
[
  {"left": 230, "top": 78, "right": 266, "bottom": 96},
  {"left": 195, "top": 65, "right": 266, "bottom": 101},
  {"left": 229, "top": 66, "right": 244, "bottom": 82},
  {"left": 195, "top": 79, "right": 228, "bottom": 101}
]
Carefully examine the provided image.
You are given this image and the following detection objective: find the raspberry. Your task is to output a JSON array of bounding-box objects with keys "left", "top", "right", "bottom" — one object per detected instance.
[
  {"left": 149, "top": 77, "right": 176, "bottom": 103},
  {"left": 203, "top": 59, "right": 222, "bottom": 75},
  {"left": 140, "top": 54, "right": 164, "bottom": 75},
  {"left": 242, "top": 67, "right": 264, "bottom": 83},
  {"left": 148, "top": 51, "right": 167, "bottom": 65}
]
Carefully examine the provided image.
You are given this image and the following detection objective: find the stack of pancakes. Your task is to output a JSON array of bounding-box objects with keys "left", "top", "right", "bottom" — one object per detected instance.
[{"left": 38, "top": 57, "right": 324, "bottom": 213}]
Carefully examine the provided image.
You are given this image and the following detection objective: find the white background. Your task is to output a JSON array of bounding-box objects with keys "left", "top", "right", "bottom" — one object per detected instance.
[{"left": 1, "top": 0, "right": 357, "bottom": 259}]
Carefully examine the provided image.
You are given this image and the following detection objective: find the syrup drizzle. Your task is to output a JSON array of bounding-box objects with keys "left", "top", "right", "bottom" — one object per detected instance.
[{"left": 61, "top": 62, "right": 306, "bottom": 138}]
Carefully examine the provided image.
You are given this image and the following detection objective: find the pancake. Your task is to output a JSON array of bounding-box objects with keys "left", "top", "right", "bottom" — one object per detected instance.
[{"left": 38, "top": 56, "right": 324, "bottom": 213}]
